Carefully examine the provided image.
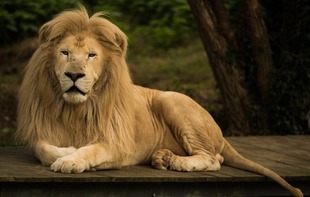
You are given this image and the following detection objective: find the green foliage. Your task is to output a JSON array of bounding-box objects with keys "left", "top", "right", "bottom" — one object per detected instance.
[
  {"left": 0, "top": 0, "right": 77, "bottom": 45},
  {"left": 1, "top": 0, "right": 196, "bottom": 49},
  {"left": 120, "top": 0, "right": 196, "bottom": 48},
  {"left": 81, "top": 0, "right": 196, "bottom": 49}
]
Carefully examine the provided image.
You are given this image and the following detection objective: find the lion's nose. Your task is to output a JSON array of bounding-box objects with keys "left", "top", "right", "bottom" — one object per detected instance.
[{"left": 65, "top": 72, "right": 85, "bottom": 82}]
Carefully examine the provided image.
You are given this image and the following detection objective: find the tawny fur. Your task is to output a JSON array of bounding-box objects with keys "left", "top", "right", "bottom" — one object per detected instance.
[{"left": 15, "top": 6, "right": 303, "bottom": 197}]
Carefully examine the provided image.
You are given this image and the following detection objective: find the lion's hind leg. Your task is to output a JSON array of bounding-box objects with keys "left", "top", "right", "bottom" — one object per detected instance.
[
  {"left": 151, "top": 92, "right": 224, "bottom": 172},
  {"left": 151, "top": 149, "right": 223, "bottom": 172}
]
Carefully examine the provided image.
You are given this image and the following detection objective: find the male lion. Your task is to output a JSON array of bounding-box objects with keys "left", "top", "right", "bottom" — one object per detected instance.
[{"left": 15, "top": 6, "right": 302, "bottom": 197}]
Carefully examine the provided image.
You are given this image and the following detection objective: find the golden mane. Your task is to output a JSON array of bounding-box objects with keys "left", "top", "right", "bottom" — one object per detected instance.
[{"left": 15, "top": 6, "right": 135, "bottom": 155}]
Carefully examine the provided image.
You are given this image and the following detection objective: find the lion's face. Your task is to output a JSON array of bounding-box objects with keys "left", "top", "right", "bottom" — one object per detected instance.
[{"left": 54, "top": 35, "right": 105, "bottom": 104}]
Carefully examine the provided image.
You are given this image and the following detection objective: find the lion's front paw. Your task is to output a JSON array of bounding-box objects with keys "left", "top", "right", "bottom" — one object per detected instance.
[
  {"left": 51, "top": 155, "right": 89, "bottom": 173},
  {"left": 151, "top": 149, "right": 175, "bottom": 170}
]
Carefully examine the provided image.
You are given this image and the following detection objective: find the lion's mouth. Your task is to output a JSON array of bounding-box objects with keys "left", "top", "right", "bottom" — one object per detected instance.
[{"left": 65, "top": 86, "right": 86, "bottom": 96}]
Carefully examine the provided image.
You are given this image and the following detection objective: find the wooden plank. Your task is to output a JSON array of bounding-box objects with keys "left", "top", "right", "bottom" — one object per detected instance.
[
  {"left": 227, "top": 136, "right": 310, "bottom": 181},
  {"left": 228, "top": 138, "right": 310, "bottom": 170},
  {"left": 228, "top": 136, "right": 310, "bottom": 160},
  {"left": 207, "top": 165, "right": 263, "bottom": 180},
  {"left": 0, "top": 136, "right": 309, "bottom": 196},
  {"left": 283, "top": 135, "right": 310, "bottom": 151},
  {"left": 0, "top": 136, "right": 310, "bottom": 182},
  {"left": 0, "top": 146, "right": 263, "bottom": 183}
]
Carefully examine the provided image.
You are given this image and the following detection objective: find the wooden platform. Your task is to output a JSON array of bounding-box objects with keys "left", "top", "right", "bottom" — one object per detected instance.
[{"left": 0, "top": 136, "right": 309, "bottom": 197}]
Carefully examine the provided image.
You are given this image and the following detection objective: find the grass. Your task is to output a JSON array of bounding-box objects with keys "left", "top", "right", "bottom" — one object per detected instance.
[{"left": 128, "top": 39, "right": 221, "bottom": 113}]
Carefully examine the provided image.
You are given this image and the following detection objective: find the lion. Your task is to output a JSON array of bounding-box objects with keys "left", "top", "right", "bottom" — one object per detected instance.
[{"left": 15, "top": 6, "right": 303, "bottom": 197}]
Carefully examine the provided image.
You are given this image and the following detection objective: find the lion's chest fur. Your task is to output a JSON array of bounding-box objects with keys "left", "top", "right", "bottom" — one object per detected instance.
[{"left": 45, "top": 101, "right": 106, "bottom": 148}]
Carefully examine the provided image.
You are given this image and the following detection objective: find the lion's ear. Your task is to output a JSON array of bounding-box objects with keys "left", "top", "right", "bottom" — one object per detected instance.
[
  {"left": 115, "top": 32, "right": 128, "bottom": 56},
  {"left": 38, "top": 23, "right": 51, "bottom": 44},
  {"left": 38, "top": 21, "right": 63, "bottom": 44}
]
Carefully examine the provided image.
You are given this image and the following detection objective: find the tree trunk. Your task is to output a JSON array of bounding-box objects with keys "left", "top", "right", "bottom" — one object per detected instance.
[
  {"left": 240, "top": 0, "right": 273, "bottom": 99},
  {"left": 187, "top": 0, "right": 251, "bottom": 135},
  {"left": 240, "top": 0, "right": 273, "bottom": 133}
]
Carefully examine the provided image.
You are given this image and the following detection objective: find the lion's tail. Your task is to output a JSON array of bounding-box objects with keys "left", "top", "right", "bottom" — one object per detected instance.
[{"left": 221, "top": 139, "right": 303, "bottom": 197}]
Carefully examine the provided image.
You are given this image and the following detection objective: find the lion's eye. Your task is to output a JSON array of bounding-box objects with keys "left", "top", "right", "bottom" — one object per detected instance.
[
  {"left": 61, "top": 51, "right": 69, "bottom": 56},
  {"left": 88, "top": 53, "right": 97, "bottom": 59}
]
